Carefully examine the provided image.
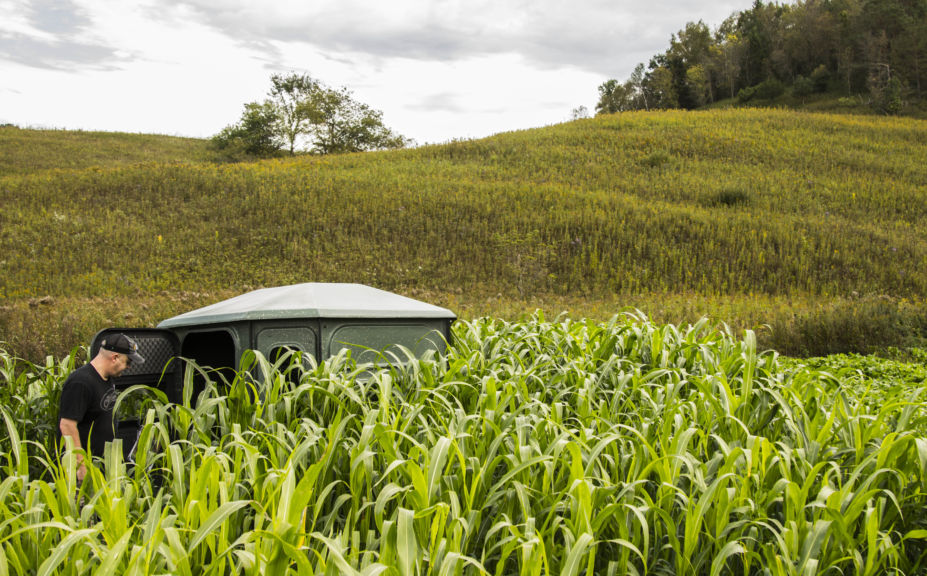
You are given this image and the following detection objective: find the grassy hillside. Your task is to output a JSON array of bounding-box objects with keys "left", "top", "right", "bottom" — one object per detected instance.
[
  {"left": 1, "top": 109, "right": 925, "bottom": 359},
  {"left": 0, "top": 125, "right": 218, "bottom": 177}
]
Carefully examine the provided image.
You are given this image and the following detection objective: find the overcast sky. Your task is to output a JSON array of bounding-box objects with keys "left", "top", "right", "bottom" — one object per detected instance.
[{"left": 1, "top": 0, "right": 751, "bottom": 145}]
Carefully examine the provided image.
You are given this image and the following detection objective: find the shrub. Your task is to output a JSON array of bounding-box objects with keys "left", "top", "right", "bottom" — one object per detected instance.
[
  {"left": 210, "top": 101, "right": 284, "bottom": 160},
  {"left": 871, "top": 76, "right": 904, "bottom": 115},
  {"left": 810, "top": 64, "right": 831, "bottom": 93},
  {"left": 755, "top": 78, "right": 786, "bottom": 100},
  {"left": 713, "top": 188, "right": 751, "bottom": 207},
  {"left": 642, "top": 149, "right": 672, "bottom": 168},
  {"left": 793, "top": 75, "right": 814, "bottom": 99}
]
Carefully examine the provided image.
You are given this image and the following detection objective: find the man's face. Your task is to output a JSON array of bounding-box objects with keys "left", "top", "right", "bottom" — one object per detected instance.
[{"left": 111, "top": 353, "right": 131, "bottom": 378}]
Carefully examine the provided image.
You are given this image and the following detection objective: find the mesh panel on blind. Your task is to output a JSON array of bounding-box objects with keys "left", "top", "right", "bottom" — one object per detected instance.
[{"left": 121, "top": 334, "right": 178, "bottom": 378}]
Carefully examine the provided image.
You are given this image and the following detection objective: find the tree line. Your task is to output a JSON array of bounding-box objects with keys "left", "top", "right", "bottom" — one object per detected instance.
[
  {"left": 213, "top": 73, "right": 410, "bottom": 159},
  {"left": 596, "top": 0, "right": 926, "bottom": 115}
]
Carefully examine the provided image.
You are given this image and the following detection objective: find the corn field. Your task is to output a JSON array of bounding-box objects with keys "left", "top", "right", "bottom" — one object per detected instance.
[
  {"left": 2, "top": 110, "right": 926, "bottom": 361},
  {"left": 2, "top": 314, "right": 927, "bottom": 574}
]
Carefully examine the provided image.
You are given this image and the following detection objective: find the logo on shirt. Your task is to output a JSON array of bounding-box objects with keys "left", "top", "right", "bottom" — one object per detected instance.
[{"left": 101, "top": 388, "right": 119, "bottom": 411}]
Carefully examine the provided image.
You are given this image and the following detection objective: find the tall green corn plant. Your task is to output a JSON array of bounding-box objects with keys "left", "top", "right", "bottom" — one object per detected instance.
[
  {"left": 3, "top": 314, "right": 927, "bottom": 574},
  {"left": 0, "top": 346, "right": 81, "bottom": 478}
]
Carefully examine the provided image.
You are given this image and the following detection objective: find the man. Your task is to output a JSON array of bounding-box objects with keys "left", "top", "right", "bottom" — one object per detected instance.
[{"left": 58, "top": 333, "right": 145, "bottom": 482}]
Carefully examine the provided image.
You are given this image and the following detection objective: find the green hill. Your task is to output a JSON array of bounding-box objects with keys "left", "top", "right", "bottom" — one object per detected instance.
[
  {"left": 1, "top": 109, "right": 925, "bottom": 360},
  {"left": 0, "top": 125, "right": 218, "bottom": 177}
]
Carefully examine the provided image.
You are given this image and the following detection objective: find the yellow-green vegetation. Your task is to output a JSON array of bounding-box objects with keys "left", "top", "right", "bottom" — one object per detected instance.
[
  {"left": 3, "top": 316, "right": 927, "bottom": 574},
  {"left": 1, "top": 109, "right": 926, "bottom": 359},
  {"left": 0, "top": 125, "right": 219, "bottom": 177}
]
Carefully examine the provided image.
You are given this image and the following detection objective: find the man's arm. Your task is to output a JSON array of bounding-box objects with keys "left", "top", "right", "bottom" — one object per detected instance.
[{"left": 59, "top": 417, "right": 87, "bottom": 482}]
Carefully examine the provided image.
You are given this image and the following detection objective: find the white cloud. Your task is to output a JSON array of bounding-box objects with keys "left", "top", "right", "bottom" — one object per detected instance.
[
  {"left": 0, "top": 0, "right": 55, "bottom": 40},
  {"left": 0, "top": 0, "right": 758, "bottom": 143},
  {"left": 165, "top": 0, "right": 748, "bottom": 75}
]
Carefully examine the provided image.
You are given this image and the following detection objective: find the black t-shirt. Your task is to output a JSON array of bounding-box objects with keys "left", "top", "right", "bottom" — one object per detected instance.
[{"left": 58, "top": 363, "right": 118, "bottom": 458}]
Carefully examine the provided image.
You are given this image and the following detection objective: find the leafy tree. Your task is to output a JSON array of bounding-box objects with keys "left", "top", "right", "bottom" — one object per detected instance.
[
  {"left": 783, "top": 0, "right": 838, "bottom": 79},
  {"left": 793, "top": 74, "right": 815, "bottom": 101},
  {"left": 595, "top": 79, "right": 631, "bottom": 114},
  {"left": 686, "top": 65, "right": 711, "bottom": 106},
  {"left": 594, "top": 0, "right": 926, "bottom": 113},
  {"left": 595, "top": 64, "right": 652, "bottom": 115},
  {"left": 736, "top": 1, "right": 775, "bottom": 86},
  {"left": 669, "top": 21, "right": 715, "bottom": 107},
  {"left": 810, "top": 64, "right": 832, "bottom": 92},
  {"left": 897, "top": 15, "right": 927, "bottom": 96},
  {"left": 211, "top": 101, "right": 283, "bottom": 159},
  {"left": 627, "top": 63, "right": 650, "bottom": 110},
  {"left": 832, "top": 0, "right": 865, "bottom": 94},
  {"left": 713, "top": 18, "right": 745, "bottom": 100},
  {"left": 571, "top": 105, "right": 590, "bottom": 120},
  {"left": 644, "top": 64, "right": 679, "bottom": 109},
  {"left": 754, "top": 77, "right": 786, "bottom": 99},
  {"left": 268, "top": 73, "right": 324, "bottom": 155},
  {"left": 214, "top": 73, "right": 408, "bottom": 158},
  {"left": 863, "top": 0, "right": 927, "bottom": 97},
  {"left": 309, "top": 85, "right": 409, "bottom": 154},
  {"left": 879, "top": 76, "right": 904, "bottom": 113}
]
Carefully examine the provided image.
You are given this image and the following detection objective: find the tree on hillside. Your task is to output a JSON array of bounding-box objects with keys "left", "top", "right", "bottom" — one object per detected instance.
[
  {"left": 736, "top": 1, "right": 777, "bottom": 86},
  {"left": 714, "top": 25, "right": 745, "bottom": 100},
  {"left": 212, "top": 101, "right": 282, "bottom": 158},
  {"left": 594, "top": 64, "right": 651, "bottom": 116},
  {"left": 212, "top": 73, "right": 409, "bottom": 158},
  {"left": 310, "top": 85, "right": 410, "bottom": 154},
  {"left": 595, "top": 79, "right": 631, "bottom": 114},
  {"left": 592, "top": 0, "right": 927, "bottom": 115},
  {"left": 627, "top": 64, "right": 650, "bottom": 110},
  {"left": 643, "top": 61, "right": 679, "bottom": 109},
  {"left": 861, "top": 0, "right": 927, "bottom": 99},
  {"left": 571, "top": 105, "right": 590, "bottom": 120},
  {"left": 668, "top": 20, "right": 716, "bottom": 107},
  {"left": 268, "top": 73, "right": 324, "bottom": 155}
]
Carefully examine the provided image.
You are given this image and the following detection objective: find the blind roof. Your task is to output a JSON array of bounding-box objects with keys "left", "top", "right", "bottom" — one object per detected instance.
[{"left": 158, "top": 283, "right": 456, "bottom": 328}]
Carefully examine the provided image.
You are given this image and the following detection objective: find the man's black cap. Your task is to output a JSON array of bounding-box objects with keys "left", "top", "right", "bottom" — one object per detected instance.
[{"left": 101, "top": 333, "right": 145, "bottom": 365}]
